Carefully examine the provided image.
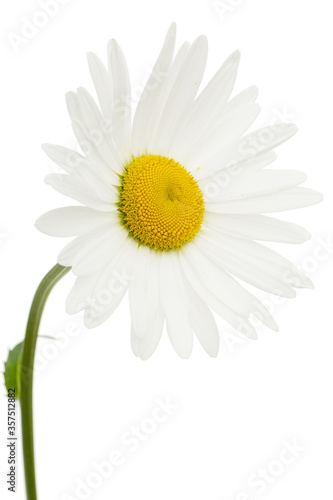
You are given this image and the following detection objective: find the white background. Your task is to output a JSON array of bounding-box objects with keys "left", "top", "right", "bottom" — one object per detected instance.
[{"left": 0, "top": 0, "right": 332, "bottom": 499}]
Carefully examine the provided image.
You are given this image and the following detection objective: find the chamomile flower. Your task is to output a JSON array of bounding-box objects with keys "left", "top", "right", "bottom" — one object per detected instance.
[{"left": 36, "top": 24, "right": 322, "bottom": 359}]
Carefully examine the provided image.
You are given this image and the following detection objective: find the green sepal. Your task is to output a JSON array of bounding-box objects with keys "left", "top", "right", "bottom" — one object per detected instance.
[{"left": 4, "top": 341, "right": 23, "bottom": 399}]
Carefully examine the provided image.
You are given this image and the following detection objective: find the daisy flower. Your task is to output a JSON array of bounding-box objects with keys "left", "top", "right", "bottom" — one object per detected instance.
[{"left": 36, "top": 24, "right": 322, "bottom": 359}]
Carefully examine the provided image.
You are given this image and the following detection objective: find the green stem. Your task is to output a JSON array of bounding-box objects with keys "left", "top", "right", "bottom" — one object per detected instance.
[{"left": 20, "top": 264, "right": 71, "bottom": 500}]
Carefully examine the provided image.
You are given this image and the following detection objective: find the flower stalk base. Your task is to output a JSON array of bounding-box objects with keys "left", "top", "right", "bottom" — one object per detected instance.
[{"left": 20, "top": 264, "right": 71, "bottom": 500}]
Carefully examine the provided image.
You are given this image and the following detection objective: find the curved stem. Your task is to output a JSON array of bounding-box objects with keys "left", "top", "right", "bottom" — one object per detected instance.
[{"left": 20, "top": 264, "right": 71, "bottom": 500}]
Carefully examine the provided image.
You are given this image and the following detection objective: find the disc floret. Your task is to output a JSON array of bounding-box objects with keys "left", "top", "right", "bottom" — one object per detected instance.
[{"left": 118, "top": 154, "right": 205, "bottom": 250}]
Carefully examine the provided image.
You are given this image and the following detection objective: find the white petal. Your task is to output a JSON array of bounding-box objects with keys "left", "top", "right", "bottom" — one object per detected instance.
[
  {"left": 83, "top": 237, "right": 137, "bottom": 328},
  {"left": 131, "top": 23, "right": 176, "bottom": 156},
  {"left": 195, "top": 85, "right": 259, "bottom": 146},
  {"left": 66, "top": 91, "right": 122, "bottom": 181},
  {"left": 65, "top": 90, "right": 82, "bottom": 125},
  {"left": 44, "top": 173, "right": 113, "bottom": 211},
  {"left": 35, "top": 207, "right": 115, "bottom": 237},
  {"left": 224, "top": 85, "right": 258, "bottom": 109},
  {"left": 139, "top": 316, "right": 164, "bottom": 360},
  {"left": 130, "top": 249, "right": 164, "bottom": 359},
  {"left": 147, "top": 42, "right": 190, "bottom": 154},
  {"left": 66, "top": 272, "right": 100, "bottom": 314},
  {"left": 181, "top": 243, "right": 278, "bottom": 331},
  {"left": 203, "top": 169, "right": 307, "bottom": 203},
  {"left": 192, "top": 50, "right": 241, "bottom": 117},
  {"left": 129, "top": 245, "right": 154, "bottom": 338},
  {"left": 205, "top": 213, "right": 310, "bottom": 243},
  {"left": 42, "top": 144, "right": 84, "bottom": 174},
  {"left": 62, "top": 230, "right": 128, "bottom": 276},
  {"left": 75, "top": 88, "right": 122, "bottom": 174},
  {"left": 207, "top": 187, "right": 323, "bottom": 214},
  {"left": 131, "top": 327, "right": 142, "bottom": 357},
  {"left": 198, "top": 151, "right": 277, "bottom": 192},
  {"left": 183, "top": 275, "right": 219, "bottom": 357},
  {"left": 87, "top": 52, "right": 113, "bottom": 121},
  {"left": 197, "top": 231, "right": 299, "bottom": 298},
  {"left": 57, "top": 224, "right": 110, "bottom": 267},
  {"left": 131, "top": 305, "right": 164, "bottom": 360},
  {"left": 180, "top": 252, "right": 258, "bottom": 339},
  {"left": 170, "top": 50, "right": 241, "bottom": 160},
  {"left": 74, "top": 229, "right": 128, "bottom": 276},
  {"left": 159, "top": 252, "right": 193, "bottom": 358},
  {"left": 107, "top": 40, "right": 132, "bottom": 163},
  {"left": 186, "top": 103, "right": 260, "bottom": 172},
  {"left": 151, "top": 35, "right": 208, "bottom": 155},
  {"left": 70, "top": 120, "right": 109, "bottom": 172},
  {"left": 57, "top": 216, "right": 125, "bottom": 269},
  {"left": 74, "top": 164, "right": 119, "bottom": 203},
  {"left": 197, "top": 123, "right": 298, "bottom": 179}
]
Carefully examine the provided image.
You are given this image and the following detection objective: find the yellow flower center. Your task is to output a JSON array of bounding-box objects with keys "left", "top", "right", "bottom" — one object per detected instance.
[{"left": 118, "top": 154, "right": 205, "bottom": 251}]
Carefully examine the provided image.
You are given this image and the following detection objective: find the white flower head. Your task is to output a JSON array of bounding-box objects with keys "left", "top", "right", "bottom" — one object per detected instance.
[{"left": 36, "top": 24, "right": 322, "bottom": 359}]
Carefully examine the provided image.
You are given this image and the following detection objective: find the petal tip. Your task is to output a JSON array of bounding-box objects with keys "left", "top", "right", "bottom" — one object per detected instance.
[{"left": 233, "top": 49, "right": 241, "bottom": 62}]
